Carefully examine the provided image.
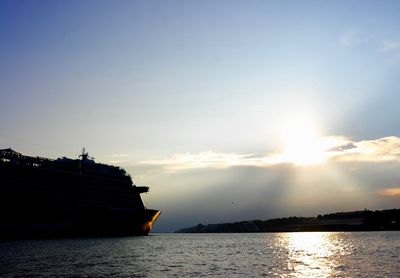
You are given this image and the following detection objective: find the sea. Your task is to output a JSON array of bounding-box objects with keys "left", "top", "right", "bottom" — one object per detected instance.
[{"left": 0, "top": 231, "right": 399, "bottom": 277}]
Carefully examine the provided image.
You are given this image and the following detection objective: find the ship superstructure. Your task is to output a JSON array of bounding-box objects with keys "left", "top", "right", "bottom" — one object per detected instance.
[{"left": 0, "top": 148, "right": 160, "bottom": 237}]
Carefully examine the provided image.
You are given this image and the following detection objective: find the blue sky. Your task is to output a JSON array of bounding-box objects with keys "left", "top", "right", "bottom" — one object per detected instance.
[{"left": 1, "top": 1, "right": 400, "bottom": 231}]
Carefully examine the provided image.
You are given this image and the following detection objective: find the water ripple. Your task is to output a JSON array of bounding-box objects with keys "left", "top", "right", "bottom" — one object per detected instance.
[{"left": 0, "top": 232, "right": 399, "bottom": 277}]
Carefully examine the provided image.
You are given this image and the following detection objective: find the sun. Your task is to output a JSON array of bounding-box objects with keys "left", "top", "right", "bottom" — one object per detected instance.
[{"left": 279, "top": 117, "right": 329, "bottom": 166}]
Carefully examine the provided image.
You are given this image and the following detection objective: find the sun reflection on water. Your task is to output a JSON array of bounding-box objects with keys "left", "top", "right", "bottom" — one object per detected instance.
[{"left": 278, "top": 232, "right": 349, "bottom": 278}]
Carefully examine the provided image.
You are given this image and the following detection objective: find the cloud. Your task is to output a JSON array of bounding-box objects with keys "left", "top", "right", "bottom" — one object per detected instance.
[
  {"left": 339, "top": 29, "right": 400, "bottom": 61},
  {"left": 140, "top": 151, "right": 263, "bottom": 171},
  {"left": 379, "top": 40, "right": 400, "bottom": 61},
  {"left": 108, "top": 154, "right": 131, "bottom": 164},
  {"left": 142, "top": 136, "right": 400, "bottom": 232},
  {"left": 110, "top": 153, "right": 130, "bottom": 158},
  {"left": 149, "top": 155, "right": 400, "bottom": 232},
  {"left": 333, "top": 136, "right": 400, "bottom": 162},
  {"left": 140, "top": 136, "right": 400, "bottom": 171},
  {"left": 328, "top": 142, "right": 356, "bottom": 152},
  {"left": 340, "top": 29, "right": 361, "bottom": 47},
  {"left": 380, "top": 41, "right": 400, "bottom": 52},
  {"left": 377, "top": 187, "right": 400, "bottom": 197}
]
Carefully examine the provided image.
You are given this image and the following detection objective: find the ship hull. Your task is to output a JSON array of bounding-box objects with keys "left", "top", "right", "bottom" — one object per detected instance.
[{"left": 0, "top": 208, "right": 161, "bottom": 238}]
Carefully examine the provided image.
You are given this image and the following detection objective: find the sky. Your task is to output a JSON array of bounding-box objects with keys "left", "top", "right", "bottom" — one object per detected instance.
[{"left": 1, "top": 0, "right": 400, "bottom": 232}]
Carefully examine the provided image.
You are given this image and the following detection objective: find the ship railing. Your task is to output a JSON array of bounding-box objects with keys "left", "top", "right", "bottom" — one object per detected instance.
[{"left": 0, "top": 148, "right": 53, "bottom": 167}]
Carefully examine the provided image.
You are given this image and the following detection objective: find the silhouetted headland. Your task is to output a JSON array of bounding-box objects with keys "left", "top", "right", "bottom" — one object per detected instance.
[{"left": 176, "top": 209, "right": 400, "bottom": 233}]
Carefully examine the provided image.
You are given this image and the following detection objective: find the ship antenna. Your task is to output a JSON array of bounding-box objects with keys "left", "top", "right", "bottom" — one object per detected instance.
[{"left": 79, "top": 147, "right": 93, "bottom": 161}]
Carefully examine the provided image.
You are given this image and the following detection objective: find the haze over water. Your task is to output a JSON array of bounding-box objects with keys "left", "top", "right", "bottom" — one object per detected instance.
[{"left": 1, "top": 232, "right": 399, "bottom": 277}]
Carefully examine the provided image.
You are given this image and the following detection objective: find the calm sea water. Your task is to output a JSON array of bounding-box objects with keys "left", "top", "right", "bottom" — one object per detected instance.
[{"left": 0, "top": 232, "right": 399, "bottom": 277}]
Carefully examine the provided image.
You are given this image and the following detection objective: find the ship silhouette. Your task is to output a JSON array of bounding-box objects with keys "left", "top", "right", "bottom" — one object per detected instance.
[{"left": 0, "top": 148, "right": 160, "bottom": 237}]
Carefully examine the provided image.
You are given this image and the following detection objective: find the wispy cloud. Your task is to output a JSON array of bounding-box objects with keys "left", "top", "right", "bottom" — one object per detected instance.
[
  {"left": 377, "top": 187, "right": 400, "bottom": 197},
  {"left": 380, "top": 40, "right": 400, "bottom": 52},
  {"left": 340, "top": 28, "right": 361, "bottom": 47},
  {"left": 140, "top": 136, "right": 400, "bottom": 171},
  {"left": 108, "top": 154, "right": 132, "bottom": 164},
  {"left": 140, "top": 151, "right": 264, "bottom": 171},
  {"left": 111, "top": 153, "right": 130, "bottom": 158},
  {"left": 380, "top": 40, "right": 400, "bottom": 61},
  {"left": 340, "top": 29, "right": 400, "bottom": 61}
]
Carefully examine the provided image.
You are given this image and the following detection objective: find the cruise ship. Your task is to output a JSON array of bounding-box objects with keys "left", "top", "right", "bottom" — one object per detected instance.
[{"left": 0, "top": 148, "right": 160, "bottom": 237}]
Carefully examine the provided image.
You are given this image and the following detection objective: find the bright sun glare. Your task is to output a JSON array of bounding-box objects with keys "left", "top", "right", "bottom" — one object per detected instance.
[{"left": 280, "top": 118, "right": 331, "bottom": 166}]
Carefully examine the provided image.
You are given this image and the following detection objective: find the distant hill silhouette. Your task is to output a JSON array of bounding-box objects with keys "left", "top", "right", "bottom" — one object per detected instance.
[{"left": 176, "top": 209, "right": 400, "bottom": 233}]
